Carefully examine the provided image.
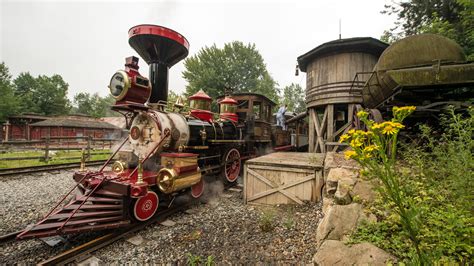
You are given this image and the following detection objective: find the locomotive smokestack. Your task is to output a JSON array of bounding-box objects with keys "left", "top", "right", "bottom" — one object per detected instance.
[{"left": 128, "top": 25, "right": 189, "bottom": 105}]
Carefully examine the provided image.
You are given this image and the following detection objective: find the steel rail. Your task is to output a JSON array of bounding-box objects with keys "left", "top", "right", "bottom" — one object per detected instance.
[
  {"left": 0, "top": 160, "right": 109, "bottom": 177},
  {"left": 37, "top": 201, "right": 190, "bottom": 266}
]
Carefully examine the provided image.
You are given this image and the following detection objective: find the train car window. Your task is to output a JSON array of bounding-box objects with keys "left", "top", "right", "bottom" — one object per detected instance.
[
  {"left": 253, "top": 101, "right": 261, "bottom": 120},
  {"left": 237, "top": 100, "right": 249, "bottom": 109}
]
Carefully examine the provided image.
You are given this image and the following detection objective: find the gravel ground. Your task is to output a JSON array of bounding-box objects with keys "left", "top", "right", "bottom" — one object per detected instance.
[{"left": 0, "top": 170, "right": 323, "bottom": 264}]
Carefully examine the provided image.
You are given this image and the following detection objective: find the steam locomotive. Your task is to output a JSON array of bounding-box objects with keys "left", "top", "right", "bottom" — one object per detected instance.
[{"left": 17, "top": 25, "right": 297, "bottom": 239}]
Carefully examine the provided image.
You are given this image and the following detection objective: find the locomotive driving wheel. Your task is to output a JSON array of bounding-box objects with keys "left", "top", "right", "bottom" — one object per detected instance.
[
  {"left": 222, "top": 148, "right": 241, "bottom": 183},
  {"left": 132, "top": 191, "right": 159, "bottom": 221}
]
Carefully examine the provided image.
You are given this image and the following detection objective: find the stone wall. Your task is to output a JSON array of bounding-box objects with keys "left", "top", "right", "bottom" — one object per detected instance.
[{"left": 312, "top": 152, "right": 396, "bottom": 265}]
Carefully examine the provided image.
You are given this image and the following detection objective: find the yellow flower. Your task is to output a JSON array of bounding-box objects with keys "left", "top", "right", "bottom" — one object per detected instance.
[
  {"left": 363, "top": 145, "right": 379, "bottom": 152},
  {"left": 393, "top": 106, "right": 416, "bottom": 114},
  {"left": 390, "top": 122, "right": 405, "bottom": 129},
  {"left": 348, "top": 129, "right": 356, "bottom": 135},
  {"left": 371, "top": 123, "right": 384, "bottom": 130},
  {"left": 339, "top": 134, "right": 350, "bottom": 143},
  {"left": 350, "top": 138, "right": 364, "bottom": 147},
  {"left": 357, "top": 110, "right": 369, "bottom": 119},
  {"left": 393, "top": 106, "right": 416, "bottom": 121},
  {"left": 344, "top": 150, "right": 357, "bottom": 160},
  {"left": 382, "top": 125, "right": 398, "bottom": 135}
]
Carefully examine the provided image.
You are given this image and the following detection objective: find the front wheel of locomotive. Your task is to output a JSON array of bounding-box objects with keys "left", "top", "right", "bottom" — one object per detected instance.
[
  {"left": 222, "top": 148, "right": 241, "bottom": 183},
  {"left": 131, "top": 191, "right": 159, "bottom": 222},
  {"left": 191, "top": 178, "right": 204, "bottom": 198}
]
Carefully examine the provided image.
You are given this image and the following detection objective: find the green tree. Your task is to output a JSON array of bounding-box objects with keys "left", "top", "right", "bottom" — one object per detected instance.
[
  {"left": 35, "top": 75, "right": 71, "bottom": 115},
  {"left": 13, "top": 73, "right": 71, "bottom": 115},
  {"left": 381, "top": 0, "right": 473, "bottom": 59},
  {"left": 13, "top": 72, "right": 39, "bottom": 113},
  {"left": 73, "top": 92, "right": 116, "bottom": 118},
  {"left": 183, "top": 41, "right": 279, "bottom": 108},
  {"left": 0, "top": 62, "right": 19, "bottom": 122},
  {"left": 281, "top": 83, "right": 305, "bottom": 113}
]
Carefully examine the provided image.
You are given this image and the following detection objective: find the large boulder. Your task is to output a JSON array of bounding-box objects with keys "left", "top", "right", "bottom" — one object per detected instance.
[
  {"left": 322, "top": 197, "right": 334, "bottom": 216},
  {"left": 325, "top": 168, "right": 358, "bottom": 197},
  {"left": 350, "top": 179, "right": 377, "bottom": 204},
  {"left": 324, "top": 152, "right": 359, "bottom": 177},
  {"left": 334, "top": 176, "right": 357, "bottom": 205},
  {"left": 316, "top": 203, "right": 369, "bottom": 245},
  {"left": 313, "top": 240, "right": 396, "bottom": 265}
]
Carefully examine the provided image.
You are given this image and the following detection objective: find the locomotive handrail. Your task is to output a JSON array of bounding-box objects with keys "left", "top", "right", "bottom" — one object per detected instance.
[{"left": 99, "top": 137, "right": 129, "bottom": 172}]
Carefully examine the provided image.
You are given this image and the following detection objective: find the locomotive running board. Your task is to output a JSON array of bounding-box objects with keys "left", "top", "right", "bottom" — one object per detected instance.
[{"left": 17, "top": 189, "right": 130, "bottom": 240}]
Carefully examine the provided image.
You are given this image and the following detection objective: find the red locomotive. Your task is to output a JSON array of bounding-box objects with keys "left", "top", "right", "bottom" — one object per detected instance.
[{"left": 17, "top": 25, "right": 304, "bottom": 239}]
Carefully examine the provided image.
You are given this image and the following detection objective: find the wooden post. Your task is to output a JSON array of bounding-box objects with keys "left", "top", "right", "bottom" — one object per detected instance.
[
  {"left": 44, "top": 137, "right": 50, "bottom": 162},
  {"left": 5, "top": 121, "right": 10, "bottom": 141},
  {"left": 308, "top": 109, "right": 315, "bottom": 152},
  {"left": 326, "top": 104, "right": 334, "bottom": 151},
  {"left": 87, "top": 136, "right": 91, "bottom": 160}
]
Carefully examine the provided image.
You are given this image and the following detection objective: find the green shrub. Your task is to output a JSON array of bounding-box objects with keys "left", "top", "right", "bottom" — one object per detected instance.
[
  {"left": 259, "top": 209, "right": 276, "bottom": 232},
  {"left": 349, "top": 107, "right": 474, "bottom": 263}
]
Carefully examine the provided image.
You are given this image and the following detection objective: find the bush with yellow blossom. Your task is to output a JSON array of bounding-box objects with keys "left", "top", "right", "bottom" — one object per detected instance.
[{"left": 339, "top": 106, "right": 429, "bottom": 263}]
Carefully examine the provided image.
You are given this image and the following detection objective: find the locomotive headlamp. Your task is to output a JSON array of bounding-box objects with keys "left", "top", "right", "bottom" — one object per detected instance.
[
  {"left": 109, "top": 71, "right": 131, "bottom": 101},
  {"left": 109, "top": 56, "right": 151, "bottom": 104}
]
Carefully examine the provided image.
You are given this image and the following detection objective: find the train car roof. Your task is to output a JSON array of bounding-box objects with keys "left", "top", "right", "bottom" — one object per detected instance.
[{"left": 216, "top": 92, "right": 276, "bottom": 106}]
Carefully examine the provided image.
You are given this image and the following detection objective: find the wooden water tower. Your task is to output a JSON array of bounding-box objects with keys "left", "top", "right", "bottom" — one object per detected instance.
[{"left": 297, "top": 37, "right": 388, "bottom": 153}]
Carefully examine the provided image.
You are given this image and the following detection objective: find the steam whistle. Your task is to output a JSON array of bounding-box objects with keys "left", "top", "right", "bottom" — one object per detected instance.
[{"left": 79, "top": 148, "right": 86, "bottom": 172}]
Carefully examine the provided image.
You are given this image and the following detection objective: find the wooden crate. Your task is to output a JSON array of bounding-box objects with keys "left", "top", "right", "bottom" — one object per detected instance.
[{"left": 244, "top": 152, "right": 325, "bottom": 205}]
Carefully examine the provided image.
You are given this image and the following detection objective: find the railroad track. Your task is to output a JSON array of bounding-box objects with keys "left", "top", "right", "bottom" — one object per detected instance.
[
  {"left": 0, "top": 160, "right": 109, "bottom": 176},
  {"left": 37, "top": 201, "right": 191, "bottom": 266}
]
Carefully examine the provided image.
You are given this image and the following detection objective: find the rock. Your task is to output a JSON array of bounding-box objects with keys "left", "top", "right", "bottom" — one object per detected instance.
[
  {"left": 324, "top": 152, "right": 360, "bottom": 177},
  {"left": 325, "top": 168, "right": 358, "bottom": 198},
  {"left": 228, "top": 187, "right": 242, "bottom": 192},
  {"left": 322, "top": 197, "right": 334, "bottom": 215},
  {"left": 334, "top": 176, "right": 357, "bottom": 205},
  {"left": 313, "top": 240, "right": 396, "bottom": 265},
  {"left": 220, "top": 193, "right": 233, "bottom": 198},
  {"left": 334, "top": 190, "right": 351, "bottom": 205},
  {"left": 350, "top": 179, "right": 377, "bottom": 204},
  {"left": 161, "top": 219, "right": 176, "bottom": 227},
  {"left": 316, "top": 203, "right": 364, "bottom": 245},
  {"left": 78, "top": 255, "right": 102, "bottom": 266},
  {"left": 126, "top": 235, "right": 145, "bottom": 245}
]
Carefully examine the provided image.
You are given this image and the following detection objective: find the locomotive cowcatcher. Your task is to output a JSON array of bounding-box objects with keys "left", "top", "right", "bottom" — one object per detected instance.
[{"left": 17, "top": 25, "right": 291, "bottom": 239}]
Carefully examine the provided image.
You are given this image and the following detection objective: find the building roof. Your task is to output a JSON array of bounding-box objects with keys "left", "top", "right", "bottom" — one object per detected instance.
[
  {"left": 8, "top": 114, "right": 50, "bottom": 120},
  {"left": 31, "top": 118, "right": 119, "bottom": 129},
  {"left": 297, "top": 37, "right": 389, "bottom": 72},
  {"left": 100, "top": 117, "right": 127, "bottom": 129}
]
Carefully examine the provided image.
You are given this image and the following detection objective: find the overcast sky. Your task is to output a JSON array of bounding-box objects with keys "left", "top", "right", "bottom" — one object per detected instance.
[{"left": 1, "top": 0, "right": 395, "bottom": 100}]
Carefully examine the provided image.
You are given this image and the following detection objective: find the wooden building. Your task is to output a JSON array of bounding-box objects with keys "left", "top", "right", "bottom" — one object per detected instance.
[
  {"left": 2, "top": 114, "right": 121, "bottom": 141},
  {"left": 2, "top": 114, "right": 49, "bottom": 141},
  {"left": 297, "top": 37, "right": 388, "bottom": 152}
]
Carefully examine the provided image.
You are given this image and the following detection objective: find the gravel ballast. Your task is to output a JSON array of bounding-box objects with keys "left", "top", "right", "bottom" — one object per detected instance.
[{"left": 0, "top": 170, "right": 323, "bottom": 264}]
